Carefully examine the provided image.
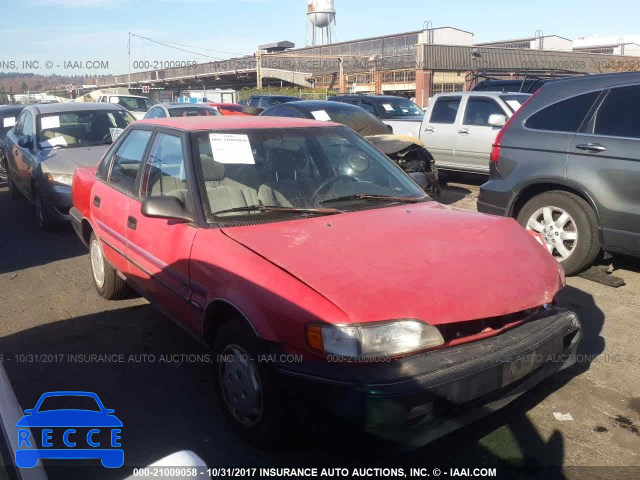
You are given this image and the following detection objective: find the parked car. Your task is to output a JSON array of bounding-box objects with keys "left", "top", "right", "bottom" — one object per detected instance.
[
  {"left": 144, "top": 103, "right": 220, "bottom": 119},
  {"left": 4, "top": 102, "right": 135, "bottom": 229},
  {"left": 70, "top": 115, "right": 580, "bottom": 447},
  {"left": 97, "top": 94, "right": 153, "bottom": 120},
  {"left": 421, "top": 91, "right": 531, "bottom": 174},
  {"left": 244, "top": 94, "right": 302, "bottom": 111},
  {"left": 329, "top": 94, "right": 424, "bottom": 137},
  {"left": 260, "top": 100, "right": 439, "bottom": 196},
  {"left": 206, "top": 103, "right": 249, "bottom": 116},
  {"left": 478, "top": 72, "right": 640, "bottom": 275},
  {"left": 0, "top": 105, "right": 26, "bottom": 181}
]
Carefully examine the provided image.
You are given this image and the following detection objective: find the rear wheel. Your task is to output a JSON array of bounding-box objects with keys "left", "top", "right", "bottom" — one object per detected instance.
[
  {"left": 0, "top": 150, "right": 7, "bottom": 181},
  {"left": 213, "top": 320, "right": 287, "bottom": 447},
  {"left": 89, "top": 232, "right": 125, "bottom": 299},
  {"left": 517, "top": 191, "right": 601, "bottom": 275}
]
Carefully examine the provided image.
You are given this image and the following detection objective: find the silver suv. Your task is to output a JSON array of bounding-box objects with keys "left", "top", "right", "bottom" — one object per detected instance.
[{"left": 421, "top": 91, "right": 531, "bottom": 173}]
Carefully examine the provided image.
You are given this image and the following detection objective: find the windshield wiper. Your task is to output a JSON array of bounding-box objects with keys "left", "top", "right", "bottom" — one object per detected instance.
[
  {"left": 319, "top": 193, "right": 429, "bottom": 205},
  {"left": 214, "top": 204, "right": 343, "bottom": 216}
]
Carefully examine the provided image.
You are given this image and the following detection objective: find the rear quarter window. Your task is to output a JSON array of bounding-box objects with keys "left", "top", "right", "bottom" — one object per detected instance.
[{"left": 525, "top": 91, "right": 600, "bottom": 133}]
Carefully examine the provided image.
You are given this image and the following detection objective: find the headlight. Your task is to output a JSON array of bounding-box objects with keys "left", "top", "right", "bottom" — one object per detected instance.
[
  {"left": 44, "top": 172, "right": 73, "bottom": 186},
  {"left": 306, "top": 320, "right": 444, "bottom": 359}
]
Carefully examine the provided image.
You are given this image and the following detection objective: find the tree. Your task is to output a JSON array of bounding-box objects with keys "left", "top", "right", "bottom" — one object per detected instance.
[{"left": 21, "top": 81, "right": 28, "bottom": 93}]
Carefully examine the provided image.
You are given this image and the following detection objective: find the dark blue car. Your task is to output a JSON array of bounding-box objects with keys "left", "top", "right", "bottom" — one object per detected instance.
[{"left": 15, "top": 391, "right": 123, "bottom": 468}]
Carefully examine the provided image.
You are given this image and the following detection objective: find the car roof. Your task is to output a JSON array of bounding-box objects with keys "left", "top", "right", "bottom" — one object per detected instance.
[
  {"left": 29, "top": 102, "right": 127, "bottom": 114},
  {"left": 432, "top": 91, "right": 531, "bottom": 98},
  {"left": 250, "top": 95, "right": 301, "bottom": 99},
  {"left": 160, "top": 103, "right": 216, "bottom": 108},
  {"left": 274, "top": 100, "right": 363, "bottom": 111},
  {"left": 137, "top": 116, "right": 340, "bottom": 131},
  {"left": 0, "top": 105, "right": 26, "bottom": 114},
  {"left": 332, "top": 95, "right": 410, "bottom": 101}
]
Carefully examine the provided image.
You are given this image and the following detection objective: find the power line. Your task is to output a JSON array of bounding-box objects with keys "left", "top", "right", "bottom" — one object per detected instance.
[
  {"left": 130, "top": 33, "right": 247, "bottom": 61},
  {"left": 159, "top": 38, "right": 248, "bottom": 57}
]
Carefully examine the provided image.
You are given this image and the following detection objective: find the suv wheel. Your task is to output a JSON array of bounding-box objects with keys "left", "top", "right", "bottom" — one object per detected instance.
[
  {"left": 213, "top": 320, "right": 287, "bottom": 447},
  {"left": 89, "top": 232, "right": 125, "bottom": 299},
  {"left": 0, "top": 151, "right": 7, "bottom": 181},
  {"left": 517, "top": 192, "right": 601, "bottom": 275}
]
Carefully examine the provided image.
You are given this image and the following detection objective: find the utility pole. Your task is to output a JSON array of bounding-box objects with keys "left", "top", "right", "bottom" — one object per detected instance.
[
  {"left": 338, "top": 57, "right": 344, "bottom": 94},
  {"left": 128, "top": 32, "right": 132, "bottom": 88},
  {"left": 256, "top": 50, "right": 263, "bottom": 90}
]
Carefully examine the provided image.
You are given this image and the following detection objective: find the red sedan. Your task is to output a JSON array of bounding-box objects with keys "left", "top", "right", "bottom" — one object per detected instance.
[
  {"left": 206, "top": 102, "right": 248, "bottom": 116},
  {"left": 70, "top": 116, "right": 581, "bottom": 446}
]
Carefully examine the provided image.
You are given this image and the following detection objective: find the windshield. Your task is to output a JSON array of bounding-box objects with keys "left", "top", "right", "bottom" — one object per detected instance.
[
  {"left": 38, "top": 395, "right": 102, "bottom": 412},
  {"left": 377, "top": 98, "right": 424, "bottom": 118},
  {"left": 1, "top": 111, "right": 21, "bottom": 137},
  {"left": 500, "top": 94, "right": 532, "bottom": 112},
  {"left": 169, "top": 106, "right": 220, "bottom": 117},
  {"left": 38, "top": 110, "right": 135, "bottom": 149},
  {"left": 195, "top": 126, "right": 426, "bottom": 221},
  {"left": 114, "top": 96, "right": 153, "bottom": 112}
]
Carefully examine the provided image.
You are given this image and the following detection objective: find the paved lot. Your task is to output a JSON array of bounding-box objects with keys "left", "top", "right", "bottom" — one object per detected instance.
[{"left": 1, "top": 175, "right": 639, "bottom": 479}]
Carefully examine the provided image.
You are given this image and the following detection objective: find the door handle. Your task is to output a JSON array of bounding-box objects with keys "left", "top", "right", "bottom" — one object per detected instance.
[
  {"left": 576, "top": 143, "right": 607, "bottom": 153},
  {"left": 458, "top": 128, "right": 470, "bottom": 135},
  {"left": 93, "top": 196, "right": 101, "bottom": 207},
  {"left": 424, "top": 127, "right": 435, "bottom": 133},
  {"left": 127, "top": 216, "right": 137, "bottom": 230}
]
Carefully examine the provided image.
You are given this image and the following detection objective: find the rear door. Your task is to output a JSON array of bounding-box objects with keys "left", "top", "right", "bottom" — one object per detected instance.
[
  {"left": 567, "top": 84, "right": 640, "bottom": 253},
  {"left": 455, "top": 95, "right": 509, "bottom": 173},
  {"left": 126, "top": 130, "right": 199, "bottom": 329},
  {"left": 420, "top": 95, "right": 461, "bottom": 169},
  {"left": 91, "top": 128, "right": 153, "bottom": 274}
]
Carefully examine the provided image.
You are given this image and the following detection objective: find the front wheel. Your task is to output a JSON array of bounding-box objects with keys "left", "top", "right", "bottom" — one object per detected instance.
[
  {"left": 213, "top": 320, "right": 287, "bottom": 447},
  {"left": 89, "top": 232, "right": 126, "bottom": 299},
  {"left": 0, "top": 150, "right": 7, "bottom": 181},
  {"left": 34, "top": 188, "right": 53, "bottom": 230},
  {"left": 517, "top": 191, "right": 601, "bottom": 276}
]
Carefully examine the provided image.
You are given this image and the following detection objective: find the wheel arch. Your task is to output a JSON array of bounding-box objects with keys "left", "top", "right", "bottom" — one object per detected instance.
[
  {"left": 202, "top": 299, "right": 259, "bottom": 348},
  {"left": 511, "top": 181, "right": 601, "bottom": 224}
]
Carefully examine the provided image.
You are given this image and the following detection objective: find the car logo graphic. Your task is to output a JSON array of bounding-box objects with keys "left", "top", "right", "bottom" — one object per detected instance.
[{"left": 15, "top": 391, "right": 123, "bottom": 468}]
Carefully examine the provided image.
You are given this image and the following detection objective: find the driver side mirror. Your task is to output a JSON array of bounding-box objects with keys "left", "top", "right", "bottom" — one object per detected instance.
[
  {"left": 18, "top": 136, "right": 33, "bottom": 149},
  {"left": 488, "top": 114, "right": 507, "bottom": 128},
  {"left": 142, "top": 196, "right": 194, "bottom": 223}
]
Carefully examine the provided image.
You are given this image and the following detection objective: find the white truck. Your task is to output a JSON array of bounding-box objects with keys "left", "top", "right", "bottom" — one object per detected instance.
[
  {"left": 419, "top": 91, "right": 531, "bottom": 173},
  {"left": 96, "top": 94, "right": 153, "bottom": 120}
]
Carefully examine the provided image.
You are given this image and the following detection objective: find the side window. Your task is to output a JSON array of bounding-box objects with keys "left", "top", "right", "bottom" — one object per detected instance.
[
  {"left": 145, "top": 107, "right": 163, "bottom": 119},
  {"left": 265, "top": 107, "right": 304, "bottom": 118},
  {"left": 13, "top": 112, "right": 26, "bottom": 137},
  {"left": 526, "top": 91, "right": 600, "bottom": 133},
  {"left": 429, "top": 97, "right": 461, "bottom": 124},
  {"left": 22, "top": 111, "right": 35, "bottom": 137},
  {"left": 463, "top": 98, "right": 505, "bottom": 126},
  {"left": 143, "top": 133, "right": 188, "bottom": 203},
  {"left": 248, "top": 97, "right": 260, "bottom": 107},
  {"left": 358, "top": 101, "right": 378, "bottom": 116},
  {"left": 593, "top": 85, "right": 640, "bottom": 139},
  {"left": 108, "top": 129, "right": 152, "bottom": 195}
]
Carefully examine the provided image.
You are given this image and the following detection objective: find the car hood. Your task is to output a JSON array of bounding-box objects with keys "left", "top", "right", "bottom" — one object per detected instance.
[
  {"left": 41, "top": 145, "right": 110, "bottom": 173},
  {"left": 365, "top": 134, "right": 426, "bottom": 155},
  {"left": 222, "top": 203, "right": 563, "bottom": 325},
  {"left": 16, "top": 410, "right": 123, "bottom": 427}
]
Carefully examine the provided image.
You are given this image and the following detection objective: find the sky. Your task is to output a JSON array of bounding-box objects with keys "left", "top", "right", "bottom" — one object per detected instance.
[{"left": 0, "top": 0, "right": 639, "bottom": 76}]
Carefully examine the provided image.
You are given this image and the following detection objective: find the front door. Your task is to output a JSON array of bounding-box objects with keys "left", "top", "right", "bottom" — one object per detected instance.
[
  {"left": 126, "top": 131, "right": 199, "bottom": 329},
  {"left": 455, "top": 96, "right": 509, "bottom": 173}
]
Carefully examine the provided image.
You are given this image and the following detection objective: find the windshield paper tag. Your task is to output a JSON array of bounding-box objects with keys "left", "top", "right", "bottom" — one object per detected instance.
[
  {"left": 3, "top": 117, "right": 16, "bottom": 127},
  {"left": 209, "top": 134, "right": 255, "bottom": 165},
  {"left": 110, "top": 128, "right": 124, "bottom": 142},
  {"left": 311, "top": 110, "right": 331, "bottom": 121},
  {"left": 383, "top": 104, "right": 394, "bottom": 112},
  {"left": 40, "top": 136, "right": 68, "bottom": 148},
  {"left": 41, "top": 116, "right": 61, "bottom": 130}
]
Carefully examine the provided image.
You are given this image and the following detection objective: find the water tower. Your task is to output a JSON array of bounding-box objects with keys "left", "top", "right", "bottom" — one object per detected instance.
[{"left": 306, "top": 0, "right": 337, "bottom": 46}]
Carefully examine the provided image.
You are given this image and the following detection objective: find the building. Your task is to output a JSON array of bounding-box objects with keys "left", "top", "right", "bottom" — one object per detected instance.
[{"left": 95, "top": 26, "right": 640, "bottom": 107}]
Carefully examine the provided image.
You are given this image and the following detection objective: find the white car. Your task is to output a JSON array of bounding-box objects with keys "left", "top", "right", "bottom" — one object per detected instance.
[{"left": 97, "top": 94, "right": 153, "bottom": 120}]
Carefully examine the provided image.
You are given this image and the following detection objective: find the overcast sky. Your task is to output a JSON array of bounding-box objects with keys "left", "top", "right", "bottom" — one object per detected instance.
[{"left": 1, "top": 0, "right": 638, "bottom": 75}]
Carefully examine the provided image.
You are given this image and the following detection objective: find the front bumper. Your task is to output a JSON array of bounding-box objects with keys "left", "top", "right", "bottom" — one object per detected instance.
[
  {"left": 38, "top": 182, "right": 73, "bottom": 222},
  {"left": 276, "top": 309, "right": 581, "bottom": 447}
]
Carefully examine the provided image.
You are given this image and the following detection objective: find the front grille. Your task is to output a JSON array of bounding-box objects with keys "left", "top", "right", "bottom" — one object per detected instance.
[{"left": 438, "top": 307, "right": 541, "bottom": 344}]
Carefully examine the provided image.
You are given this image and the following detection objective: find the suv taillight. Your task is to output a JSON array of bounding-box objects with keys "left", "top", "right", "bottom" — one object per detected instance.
[{"left": 490, "top": 90, "right": 540, "bottom": 163}]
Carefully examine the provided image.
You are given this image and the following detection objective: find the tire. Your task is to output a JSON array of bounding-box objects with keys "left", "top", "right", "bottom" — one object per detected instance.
[
  {"left": 517, "top": 191, "right": 601, "bottom": 276},
  {"left": 89, "top": 232, "right": 126, "bottom": 299},
  {"left": 0, "top": 150, "right": 7, "bottom": 181},
  {"left": 34, "top": 188, "right": 53, "bottom": 231},
  {"left": 213, "top": 320, "right": 287, "bottom": 447}
]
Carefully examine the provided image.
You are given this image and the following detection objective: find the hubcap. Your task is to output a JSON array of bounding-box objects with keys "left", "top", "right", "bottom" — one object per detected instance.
[
  {"left": 90, "top": 238, "right": 106, "bottom": 288},
  {"left": 218, "top": 345, "right": 263, "bottom": 428},
  {"left": 526, "top": 206, "right": 578, "bottom": 261}
]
